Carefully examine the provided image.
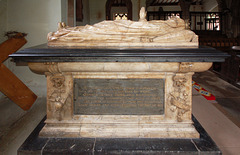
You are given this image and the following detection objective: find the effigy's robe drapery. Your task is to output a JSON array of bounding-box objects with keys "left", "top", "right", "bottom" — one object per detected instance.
[{"left": 47, "top": 8, "right": 198, "bottom": 48}]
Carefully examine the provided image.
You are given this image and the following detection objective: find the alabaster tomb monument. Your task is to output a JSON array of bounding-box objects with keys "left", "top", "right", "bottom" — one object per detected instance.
[{"left": 11, "top": 8, "right": 227, "bottom": 139}]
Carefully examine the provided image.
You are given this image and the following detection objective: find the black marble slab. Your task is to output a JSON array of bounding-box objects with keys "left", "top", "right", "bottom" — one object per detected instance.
[
  {"left": 10, "top": 44, "right": 229, "bottom": 62},
  {"left": 18, "top": 116, "right": 221, "bottom": 155}
]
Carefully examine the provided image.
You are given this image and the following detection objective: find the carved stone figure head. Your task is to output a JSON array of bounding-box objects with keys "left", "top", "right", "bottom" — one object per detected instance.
[
  {"left": 50, "top": 75, "right": 65, "bottom": 88},
  {"left": 173, "top": 75, "right": 187, "bottom": 88}
]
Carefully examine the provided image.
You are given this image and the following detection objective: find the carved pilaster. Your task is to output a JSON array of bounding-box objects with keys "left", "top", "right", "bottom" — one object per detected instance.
[
  {"left": 169, "top": 74, "right": 191, "bottom": 122},
  {"left": 179, "top": 0, "right": 191, "bottom": 21},
  {"left": 47, "top": 74, "right": 73, "bottom": 121}
]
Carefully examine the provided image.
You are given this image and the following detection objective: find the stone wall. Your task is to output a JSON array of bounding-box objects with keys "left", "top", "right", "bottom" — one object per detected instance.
[
  {"left": 0, "top": 0, "right": 64, "bottom": 142},
  {"left": 0, "top": 0, "right": 7, "bottom": 44},
  {"left": 76, "top": 0, "right": 146, "bottom": 25}
]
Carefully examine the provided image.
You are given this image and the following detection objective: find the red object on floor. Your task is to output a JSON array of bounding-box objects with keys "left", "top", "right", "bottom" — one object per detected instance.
[{"left": 192, "top": 81, "right": 216, "bottom": 100}]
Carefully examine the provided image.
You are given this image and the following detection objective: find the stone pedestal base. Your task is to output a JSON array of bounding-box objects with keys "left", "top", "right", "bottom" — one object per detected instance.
[
  {"left": 39, "top": 115, "right": 199, "bottom": 138},
  {"left": 40, "top": 123, "right": 199, "bottom": 139},
  {"left": 28, "top": 62, "right": 213, "bottom": 139},
  {"left": 18, "top": 116, "right": 221, "bottom": 155}
]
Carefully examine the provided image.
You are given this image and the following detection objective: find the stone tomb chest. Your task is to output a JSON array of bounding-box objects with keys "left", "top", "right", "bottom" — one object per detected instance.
[
  {"left": 11, "top": 10, "right": 228, "bottom": 139},
  {"left": 11, "top": 45, "right": 228, "bottom": 139}
]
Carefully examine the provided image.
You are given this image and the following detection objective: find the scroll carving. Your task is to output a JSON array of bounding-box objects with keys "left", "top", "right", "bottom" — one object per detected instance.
[
  {"left": 44, "top": 62, "right": 61, "bottom": 74},
  {"left": 169, "top": 74, "right": 190, "bottom": 122},
  {"left": 48, "top": 74, "right": 72, "bottom": 121}
]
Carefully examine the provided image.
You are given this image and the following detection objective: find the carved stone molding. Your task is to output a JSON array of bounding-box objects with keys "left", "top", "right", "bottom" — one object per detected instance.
[
  {"left": 169, "top": 74, "right": 190, "bottom": 122},
  {"left": 29, "top": 62, "right": 212, "bottom": 74},
  {"left": 179, "top": 62, "right": 193, "bottom": 72}
]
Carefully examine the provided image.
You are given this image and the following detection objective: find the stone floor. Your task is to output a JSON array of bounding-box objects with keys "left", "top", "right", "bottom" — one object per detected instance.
[
  {"left": 193, "top": 71, "right": 240, "bottom": 155},
  {"left": 0, "top": 71, "right": 240, "bottom": 155},
  {"left": 193, "top": 71, "right": 240, "bottom": 128},
  {"left": 0, "top": 98, "right": 46, "bottom": 155}
]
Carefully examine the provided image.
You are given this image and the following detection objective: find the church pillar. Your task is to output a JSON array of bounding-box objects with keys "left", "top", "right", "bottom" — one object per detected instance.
[
  {"left": 216, "top": 0, "right": 232, "bottom": 37},
  {"left": 179, "top": 0, "right": 191, "bottom": 21},
  {"left": 68, "top": 0, "right": 75, "bottom": 26},
  {"left": 231, "top": 0, "right": 240, "bottom": 38},
  {"left": 220, "top": 0, "right": 240, "bottom": 38}
]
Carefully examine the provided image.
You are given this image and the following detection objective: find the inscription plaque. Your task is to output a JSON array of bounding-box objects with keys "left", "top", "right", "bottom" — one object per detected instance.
[{"left": 74, "top": 79, "right": 164, "bottom": 115}]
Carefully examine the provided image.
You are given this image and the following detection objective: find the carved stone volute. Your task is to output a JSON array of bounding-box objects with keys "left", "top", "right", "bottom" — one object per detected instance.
[{"left": 44, "top": 62, "right": 61, "bottom": 74}]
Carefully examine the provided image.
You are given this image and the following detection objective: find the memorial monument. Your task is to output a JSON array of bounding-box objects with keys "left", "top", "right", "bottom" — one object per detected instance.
[
  {"left": 48, "top": 7, "right": 198, "bottom": 48},
  {"left": 12, "top": 7, "right": 227, "bottom": 154}
]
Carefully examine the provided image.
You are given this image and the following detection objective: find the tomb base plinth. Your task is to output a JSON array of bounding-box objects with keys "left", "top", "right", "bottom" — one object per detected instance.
[
  {"left": 10, "top": 45, "right": 229, "bottom": 139},
  {"left": 18, "top": 116, "right": 221, "bottom": 155},
  {"left": 40, "top": 119, "right": 199, "bottom": 138},
  {"left": 28, "top": 62, "right": 213, "bottom": 139}
]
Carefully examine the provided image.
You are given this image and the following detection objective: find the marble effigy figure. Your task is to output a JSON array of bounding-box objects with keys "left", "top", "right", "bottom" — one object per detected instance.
[{"left": 48, "top": 7, "right": 198, "bottom": 47}]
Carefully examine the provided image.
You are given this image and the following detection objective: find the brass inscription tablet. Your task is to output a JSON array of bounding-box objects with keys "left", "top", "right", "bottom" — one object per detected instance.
[{"left": 74, "top": 79, "right": 164, "bottom": 115}]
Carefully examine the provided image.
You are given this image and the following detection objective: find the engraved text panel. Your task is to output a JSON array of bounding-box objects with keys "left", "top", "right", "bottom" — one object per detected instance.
[{"left": 74, "top": 79, "right": 164, "bottom": 115}]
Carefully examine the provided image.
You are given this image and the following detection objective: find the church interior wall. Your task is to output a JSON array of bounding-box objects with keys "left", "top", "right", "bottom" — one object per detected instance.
[
  {"left": 87, "top": 0, "right": 145, "bottom": 25},
  {"left": 0, "top": 0, "right": 63, "bottom": 136},
  {"left": 111, "top": 6, "right": 128, "bottom": 20},
  {"left": 202, "top": 0, "right": 218, "bottom": 11},
  {"left": 5, "top": 0, "right": 63, "bottom": 98},
  {"left": 131, "top": 0, "right": 145, "bottom": 21},
  {"left": 210, "top": 6, "right": 219, "bottom": 12},
  {"left": 190, "top": 5, "right": 204, "bottom": 12},
  {"left": 61, "top": 0, "right": 68, "bottom": 25},
  {"left": 76, "top": 0, "right": 90, "bottom": 26},
  {"left": 89, "top": 0, "right": 107, "bottom": 24},
  {"left": 0, "top": 0, "right": 7, "bottom": 44},
  {"left": 147, "top": 2, "right": 215, "bottom": 13},
  {"left": 0, "top": 0, "right": 7, "bottom": 99},
  {"left": 147, "top": 6, "right": 181, "bottom": 12}
]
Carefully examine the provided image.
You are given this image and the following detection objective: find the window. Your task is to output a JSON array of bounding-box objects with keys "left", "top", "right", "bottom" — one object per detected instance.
[
  {"left": 190, "top": 12, "right": 221, "bottom": 31},
  {"left": 147, "top": 11, "right": 182, "bottom": 20},
  {"left": 106, "top": 0, "right": 132, "bottom": 20},
  {"left": 114, "top": 13, "right": 128, "bottom": 20},
  {"left": 205, "top": 13, "right": 220, "bottom": 31}
]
